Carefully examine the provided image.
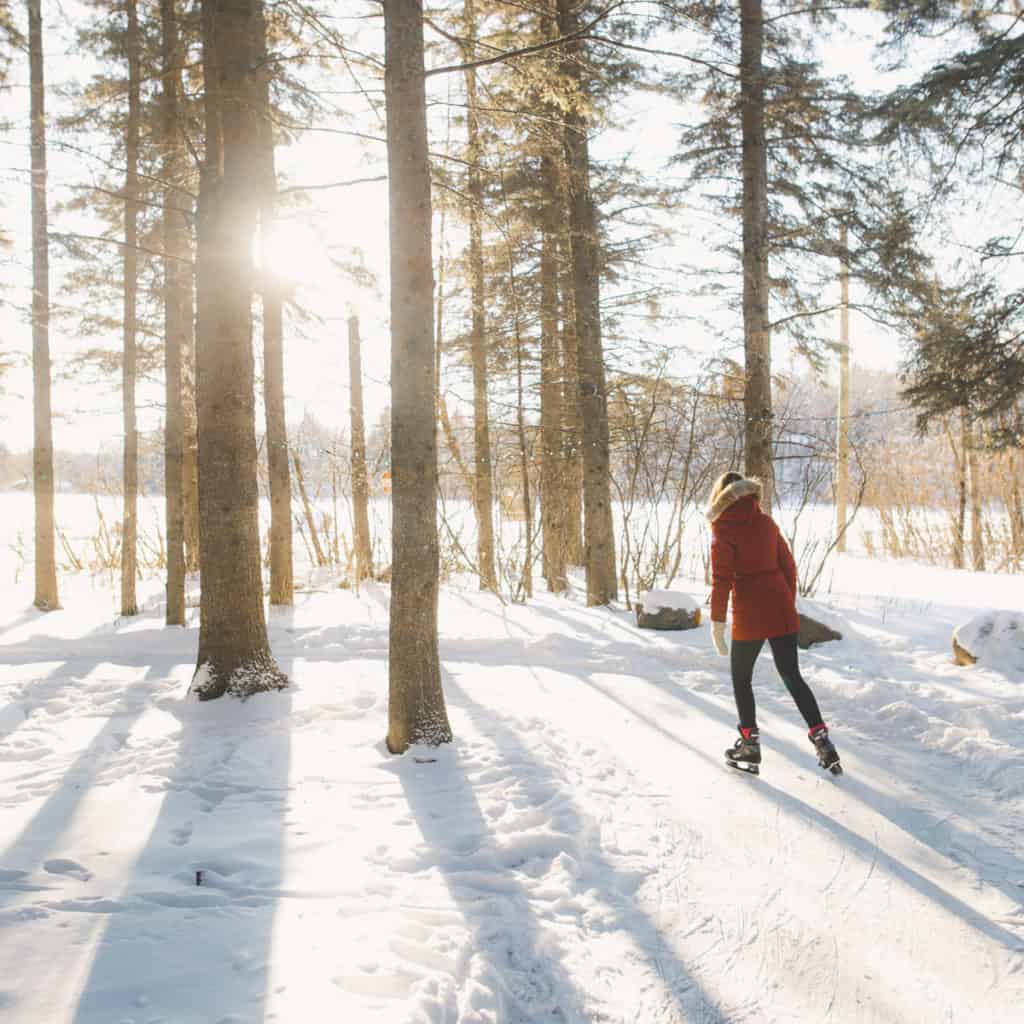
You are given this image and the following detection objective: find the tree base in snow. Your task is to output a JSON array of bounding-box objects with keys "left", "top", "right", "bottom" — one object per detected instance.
[
  {"left": 797, "top": 614, "right": 842, "bottom": 649},
  {"left": 190, "top": 653, "right": 289, "bottom": 701}
]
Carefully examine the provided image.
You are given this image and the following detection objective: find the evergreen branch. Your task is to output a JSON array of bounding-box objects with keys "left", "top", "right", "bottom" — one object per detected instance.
[
  {"left": 49, "top": 231, "right": 193, "bottom": 266},
  {"left": 278, "top": 176, "right": 386, "bottom": 195},
  {"left": 425, "top": 1, "right": 628, "bottom": 78},
  {"left": 588, "top": 36, "right": 739, "bottom": 79},
  {"left": 63, "top": 183, "right": 182, "bottom": 216},
  {"left": 769, "top": 304, "right": 841, "bottom": 331},
  {"left": 762, "top": 5, "right": 865, "bottom": 24}
]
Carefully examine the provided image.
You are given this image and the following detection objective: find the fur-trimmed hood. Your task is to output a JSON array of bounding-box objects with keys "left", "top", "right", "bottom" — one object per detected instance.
[{"left": 706, "top": 477, "right": 763, "bottom": 523}]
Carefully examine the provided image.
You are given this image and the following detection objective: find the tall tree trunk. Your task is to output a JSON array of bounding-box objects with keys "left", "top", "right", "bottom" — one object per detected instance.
[
  {"left": 348, "top": 315, "right": 374, "bottom": 583},
  {"left": 514, "top": 322, "right": 533, "bottom": 600},
  {"left": 254, "top": 0, "right": 293, "bottom": 606},
  {"left": 383, "top": 0, "right": 452, "bottom": 753},
  {"left": 740, "top": 0, "right": 773, "bottom": 507},
  {"left": 1007, "top": 450, "right": 1024, "bottom": 570},
  {"left": 434, "top": 207, "right": 475, "bottom": 498},
  {"left": 183, "top": 5, "right": 207, "bottom": 578},
  {"left": 540, "top": 149, "right": 567, "bottom": 593},
  {"left": 121, "top": 0, "right": 141, "bottom": 618},
  {"left": 539, "top": 4, "right": 568, "bottom": 593},
  {"left": 191, "top": 0, "right": 285, "bottom": 700},
  {"left": 161, "top": 0, "right": 188, "bottom": 626},
  {"left": 556, "top": 0, "right": 616, "bottom": 606},
  {"left": 558, "top": 225, "right": 584, "bottom": 564},
  {"left": 835, "top": 220, "right": 850, "bottom": 553},
  {"left": 967, "top": 416, "right": 985, "bottom": 571},
  {"left": 182, "top": 319, "right": 201, "bottom": 574},
  {"left": 28, "top": 0, "right": 59, "bottom": 612},
  {"left": 952, "top": 414, "right": 967, "bottom": 570},
  {"left": 462, "top": 0, "right": 498, "bottom": 593}
]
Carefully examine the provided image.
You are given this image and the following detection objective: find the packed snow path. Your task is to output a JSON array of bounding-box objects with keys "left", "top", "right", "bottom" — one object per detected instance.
[{"left": 0, "top": 570, "right": 1021, "bottom": 1023}]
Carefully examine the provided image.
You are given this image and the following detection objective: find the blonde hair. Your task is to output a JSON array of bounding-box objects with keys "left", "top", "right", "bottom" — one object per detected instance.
[{"left": 709, "top": 471, "right": 743, "bottom": 507}]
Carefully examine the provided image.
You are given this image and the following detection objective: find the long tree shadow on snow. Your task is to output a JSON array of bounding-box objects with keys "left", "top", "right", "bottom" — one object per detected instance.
[
  {"left": 390, "top": 669, "right": 728, "bottom": 1023},
  {"left": 0, "top": 680, "right": 157, "bottom": 890},
  {"left": 584, "top": 674, "right": 1024, "bottom": 954},
  {"left": 66, "top": 648, "right": 294, "bottom": 1024},
  {"left": 464, "top": 610, "right": 1024, "bottom": 929},
  {"left": 652, "top": 661, "right": 1024, "bottom": 921}
]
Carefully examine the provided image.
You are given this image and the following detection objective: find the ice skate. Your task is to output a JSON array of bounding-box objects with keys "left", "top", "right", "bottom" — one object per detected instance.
[
  {"left": 725, "top": 726, "right": 761, "bottom": 776},
  {"left": 809, "top": 724, "right": 842, "bottom": 776}
]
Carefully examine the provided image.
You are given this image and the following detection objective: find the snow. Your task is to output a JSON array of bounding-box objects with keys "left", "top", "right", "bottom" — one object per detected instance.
[
  {"left": 953, "top": 612, "right": 1024, "bottom": 675},
  {"left": 636, "top": 589, "right": 700, "bottom": 614},
  {"left": 1, "top": 524, "right": 1023, "bottom": 1022}
]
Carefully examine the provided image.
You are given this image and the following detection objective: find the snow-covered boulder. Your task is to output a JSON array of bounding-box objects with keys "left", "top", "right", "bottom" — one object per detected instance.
[
  {"left": 952, "top": 612, "right": 1024, "bottom": 671},
  {"left": 635, "top": 589, "right": 701, "bottom": 630}
]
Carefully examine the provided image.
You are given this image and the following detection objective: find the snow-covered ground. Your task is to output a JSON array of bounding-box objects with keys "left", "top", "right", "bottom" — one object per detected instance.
[{"left": 1, "top": 500, "right": 1022, "bottom": 1022}]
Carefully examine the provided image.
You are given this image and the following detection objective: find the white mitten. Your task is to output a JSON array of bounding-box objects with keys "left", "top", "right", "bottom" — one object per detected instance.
[{"left": 711, "top": 620, "right": 729, "bottom": 657}]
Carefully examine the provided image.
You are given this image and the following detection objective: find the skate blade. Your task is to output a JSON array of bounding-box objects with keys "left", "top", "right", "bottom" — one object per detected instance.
[{"left": 726, "top": 759, "right": 759, "bottom": 776}]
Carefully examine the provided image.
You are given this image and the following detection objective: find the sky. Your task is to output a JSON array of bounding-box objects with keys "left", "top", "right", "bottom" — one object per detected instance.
[{"left": 0, "top": 3, "right": 1006, "bottom": 458}]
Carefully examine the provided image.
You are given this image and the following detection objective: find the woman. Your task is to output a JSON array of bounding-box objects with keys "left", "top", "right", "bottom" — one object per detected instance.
[{"left": 707, "top": 471, "right": 841, "bottom": 776}]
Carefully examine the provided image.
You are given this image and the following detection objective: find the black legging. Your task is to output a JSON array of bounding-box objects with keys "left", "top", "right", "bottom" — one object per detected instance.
[{"left": 730, "top": 632, "right": 823, "bottom": 732}]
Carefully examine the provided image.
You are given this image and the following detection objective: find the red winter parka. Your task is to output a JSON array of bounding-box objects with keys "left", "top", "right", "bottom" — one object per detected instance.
[{"left": 707, "top": 477, "right": 799, "bottom": 642}]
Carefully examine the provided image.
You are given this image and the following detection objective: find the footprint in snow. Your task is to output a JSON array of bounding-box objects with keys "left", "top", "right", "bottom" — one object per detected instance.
[
  {"left": 44, "top": 858, "right": 92, "bottom": 881},
  {"left": 169, "top": 822, "right": 193, "bottom": 847}
]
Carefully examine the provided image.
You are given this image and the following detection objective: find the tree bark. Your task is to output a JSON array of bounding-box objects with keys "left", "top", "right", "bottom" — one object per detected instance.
[
  {"left": 384, "top": 0, "right": 452, "bottom": 752},
  {"left": 835, "top": 220, "right": 850, "bottom": 553},
  {"left": 254, "top": 0, "right": 293, "bottom": 606},
  {"left": 28, "top": 0, "right": 59, "bottom": 612},
  {"left": 514, "top": 319, "right": 534, "bottom": 600},
  {"left": 1006, "top": 450, "right": 1024, "bottom": 570},
  {"left": 539, "top": 5, "right": 568, "bottom": 593},
  {"left": 182, "top": 329, "right": 201, "bottom": 574},
  {"left": 556, "top": 0, "right": 616, "bottom": 605},
  {"left": 121, "top": 0, "right": 141, "bottom": 618},
  {"left": 161, "top": 0, "right": 188, "bottom": 626},
  {"left": 348, "top": 315, "right": 374, "bottom": 582},
  {"left": 191, "top": 0, "right": 285, "bottom": 700},
  {"left": 540, "top": 149, "right": 567, "bottom": 593},
  {"left": 967, "top": 416, "right": 985, "bottom": 571},
  {"left": 740, "top": 0, "right": 774, "bottom": 507},
  {"left": 558, "top": 224, "right": 584, "bottom": 565},
  {"left": 462, "top": 0, "right": 498, "bottom": 593},
  {"left": 949, "top": 415, "right": 966, "bottom": 569}
]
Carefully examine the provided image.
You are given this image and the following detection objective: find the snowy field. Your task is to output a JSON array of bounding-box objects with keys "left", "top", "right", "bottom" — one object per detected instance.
[{"left": 1, "top": 493, "right": 1023, "bottom": 1022}]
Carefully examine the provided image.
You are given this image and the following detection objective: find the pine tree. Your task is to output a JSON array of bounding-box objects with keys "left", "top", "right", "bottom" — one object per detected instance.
[
  {"left": 254, "top": 0, "right": 294, "bottom": 606},
  {"left": 191, "top": 0, "right": 286, "bottom": 700},
  {"left": 384, "top": 0, "right": 452, "bottom": 752},
  {"left": 668, "top": 0, "right": 931, "bottom": 500},
  {"left": 28, "top": 0, "right": 59, "bottom": 612},
  {"left": 461, "top": 0, "right": 499, "bottom": 593},
  {"left": 120, "top": 0, "right": 142, "bottom": 617},
  {"left": 160, "top": 0, "right": 191, "bottom": 626},
  {"left": 347, "top": 314, "right": 374, "bottom": 583},
  {"left": 739, "top": 0, "right": 772, "bottom": 502},
  {"left": 876, "top": 1, "right": 1024, "bottom": 429},
  {"left": 556, "top": 0, "right": 617, "bottom": 604}
]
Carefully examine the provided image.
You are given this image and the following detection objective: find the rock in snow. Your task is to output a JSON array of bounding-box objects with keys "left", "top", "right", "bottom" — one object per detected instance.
[
  {"left": 952, "top": 611, "right": 1024, "bottom": 672},
  {"left": 635, "top": 589, "right": 701, "bottom": 630},
  {"left": 797, "top": 613, "right": 842, "bottom": 649}
]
